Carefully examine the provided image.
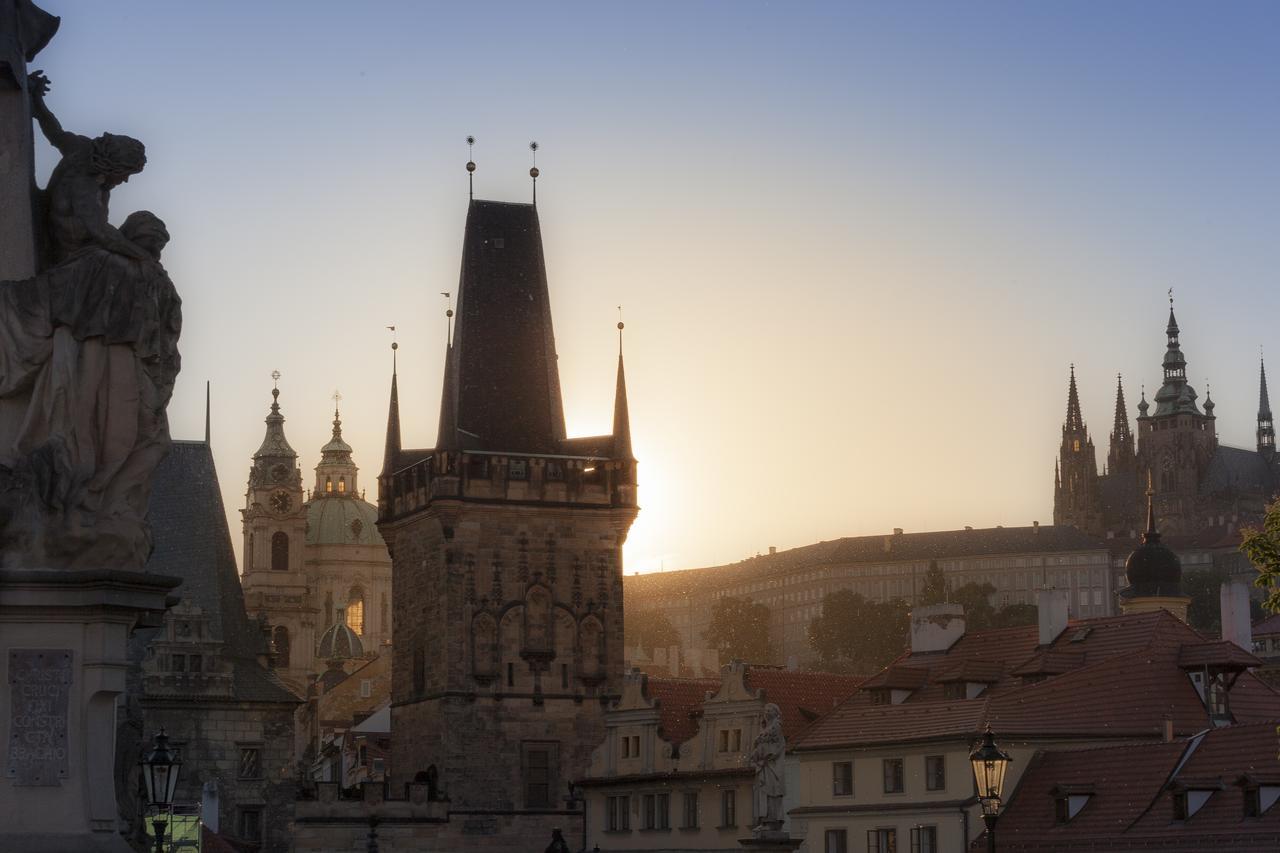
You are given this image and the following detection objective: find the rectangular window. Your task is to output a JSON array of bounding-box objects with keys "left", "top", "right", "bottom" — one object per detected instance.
[
  {"left": 832, "top": 761, "right": 853, "bottom": 796},
  {"left": 561, "top": 663, "right": 569, "bottom": 689},
  {"left": 508, "top": 458, "right": 528, "bottom": 480},
  {"left": 413, "top": 646, "right": 425, "bottom": 695},
  {"left": 507, "top": 661, "right": 515, "bottom": 687},
  {"left": 360, "top": 679, "right": 371, "bottom": 698},
  {"left": 656, "top": 792, "right": 669, "bottom": 829},
  {"left": 910, "top": 825, "right": 937, "bottom": 853},
  {"left": 883, "top": 758, "right": 904, "bottom": 794},
  {"left": 521, "top": 742, "right": 557, "bottom": 809},
  {"left": 925, "top": 755, "right": 945, "bottom": 791},
  {"left": 717, "top": 730, "right": 729, "bottom": 752},
  {"left": 238, "top": 747, "right": 262, "bottom": 780},
  {"left": 643, "top": 793, "right": 656, "bottom": 829},
  {"left": 607, "top": 795, "right": 630, "bottom": 831},
  {"left": 172, "top": 654, "right": 185, "bottom": 673},
  {"left": 681, "top": 791, "right": 699, "bottom": 828},
  {"left": 720, "top": 789, "right": 737, "bottom": 827},
  {"left": 188, "top": 654, "right": 202, "bottom": 673},
  {"left": 824, "top": 828, "right": 848, "bottom": 853},
  {"left": 942, "top": 682, "right": 965, "bottom": 700},
  {"left": 237, "top": 807, "right": 262, "bottom": 842},
  {"left": 867, "top": 827, "right": 897, "bottom": 853}
]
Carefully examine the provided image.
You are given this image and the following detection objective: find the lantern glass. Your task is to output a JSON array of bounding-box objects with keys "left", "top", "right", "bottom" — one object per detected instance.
[
  {"left": 969, "top": 726, "right": 1012, "bottom": 804},
  {"left": 141, "top": 729, "right": 183, "bottom": 808}
]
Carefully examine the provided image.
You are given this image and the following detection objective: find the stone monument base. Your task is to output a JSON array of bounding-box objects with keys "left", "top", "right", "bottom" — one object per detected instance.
[
  {"left": 0, "top": 568, "right": 179, "bottom": 853},
  {"left": 739, "top": 828, "right": 804, "bottom": 851}
]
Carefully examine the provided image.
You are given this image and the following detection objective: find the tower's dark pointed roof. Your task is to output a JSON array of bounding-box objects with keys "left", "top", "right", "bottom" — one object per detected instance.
[
  {"left": 1153, "top": 302, "right": 1200, "bottom": 417},
  {"left": 1260, "top": 358, "right": 1272, "bottom": 422},
  {"left": 380, "top": 348, "right": 401, "bottom": 477},
  {"left": 254, "top": 387, "right": 297, "bottom": 461},
  {"left": 612, "top": 325, "right": 633, "bottom": 461},
  {"left": 438, "top": 200, "right": 566, "bottom": 453},
  {"left": 1111, "top": 374, "right": 1131, "bottom": 441}
]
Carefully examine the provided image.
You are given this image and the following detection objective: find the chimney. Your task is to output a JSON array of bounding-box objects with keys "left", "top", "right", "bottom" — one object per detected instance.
[
  {"left": 1038, "top": 589, "right": 1070, "bottom": 645},
  {"left": 964, "top": 525, "right": 973, "bottom": 531},
  {"left": 1032, "top": 520, "right": 1040, "bottom": 532},
  {"left": 1163, "top": 716, "right": 1174, "bottom": 743},
  {"left": 1220, "top": 577, "right": 1253, "bottom": 651},
  {"left": 893, "top": 528, "right": 904, "bottom": 536},
  {"left": 768, "top": 546, "right": 777, "bottom": 556},
  {"left": 910, "top": 603, "right": 965, "bottom": 653}
]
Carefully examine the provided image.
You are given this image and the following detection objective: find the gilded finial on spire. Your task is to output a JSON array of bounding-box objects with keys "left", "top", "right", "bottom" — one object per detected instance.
[
  {"left": 617, "top": 305, "right": 624, "bottom": 354},
  {"left": 529, "top": 141, "right": 539, "bottom": 204},
  {"left": 466, "top": 135, "right": 476, "bottom": 200},
  {"left": 442, "top": 291, "right": 453, "bottom": 345}
]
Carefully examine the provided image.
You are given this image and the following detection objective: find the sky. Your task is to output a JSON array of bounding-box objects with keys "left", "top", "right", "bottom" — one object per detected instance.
[{"left": 29, "top": 1, "right": 1280, "bottom": 575}]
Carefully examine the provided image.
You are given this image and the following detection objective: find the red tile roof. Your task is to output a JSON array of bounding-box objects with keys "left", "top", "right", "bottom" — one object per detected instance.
[
  {"left": 644, "top": 677, "right": 718, "bottom": 745},
  {"left": 1177, "top": 640, "right": 1261, "bottom": 670},
  {"left": 1253, "top": 613, "right": 1280, "bottom": 636},
  {"left": 985, "top": 721, "right": 1280, "bottom": 852},
  {"left": 743, "top": 668, "right": 864, "bottom": 743}
]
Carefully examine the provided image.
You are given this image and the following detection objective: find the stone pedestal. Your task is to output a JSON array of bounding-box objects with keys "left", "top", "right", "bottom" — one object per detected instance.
[
  {"left": 0, "top": 568, "right": 179, "bottom": 853},
  {"left": 739, "top": 829, "right": 804, "bottom": 851}
]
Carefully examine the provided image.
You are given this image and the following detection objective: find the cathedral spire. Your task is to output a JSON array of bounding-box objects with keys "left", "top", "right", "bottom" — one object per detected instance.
[
  {"left": 1065, "top": 364, "right": 1084, "bottom": 432},
  {"left": 1107, "top": 373, "right": 1136, "bottom": 473},
  {"left": 1259, "top": 356, "right": 1275, "bottom": 455},
  {"left": 612, "top": 319, "right": 633, "bottom": 460},
  {"left": 1154, "top": 291, "right": 1198, "bottom": 416},
  {"left": 380, "top": 344, "right": 401, "bottom": 478}
]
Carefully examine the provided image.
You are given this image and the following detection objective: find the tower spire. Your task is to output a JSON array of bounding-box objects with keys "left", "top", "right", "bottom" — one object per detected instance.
[
  {"left": 466, "top": 135, "right": 476, "bottom": 201},
  {"left": 437, "top": 297, "right": 458, "bottom": 450},
  {"left": 380, "top": 340, "right": 401, "bottom": 478},
  {"left": 612, "top": 312, "right": 633, "bottom": 460},
  {"left": 1107, "top": 373, "right": 1136, "bottom": 473},
  {"left": 204, "top": 379, "right": 211, "bottom": 445},
  {"left": 1065, "top": 364, "right": 1084, "bottom": 432},
  {"left": 529, "top": 141, "right": 539, "bottom": 205},
  {"left": 1259, "top": 353, "right": 1275, "bottom": 455}
]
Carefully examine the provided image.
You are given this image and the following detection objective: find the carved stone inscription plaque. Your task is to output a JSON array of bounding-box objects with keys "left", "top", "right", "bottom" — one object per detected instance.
[{"left": 7, "top": 649, "right": 72, "bottom": 786}]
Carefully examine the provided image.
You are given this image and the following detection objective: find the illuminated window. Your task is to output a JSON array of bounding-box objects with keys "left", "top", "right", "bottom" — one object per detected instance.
[
  {"left": 1073, "top": 439, "right": 1081, "bottom": 452},
  {"left": 338, "top": 477, "right": 346, "bottom": 493},
  {"left": 346, "top": 592, "right": 365, "bottom": 635},
  {"left": 325, "top": 476, "right": 333, "bottom": 493}
]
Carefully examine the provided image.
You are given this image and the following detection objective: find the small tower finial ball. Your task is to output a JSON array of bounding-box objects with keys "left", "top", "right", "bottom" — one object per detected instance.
[
  {"left": 467, "top": 135, "right": 475, "bottom": 145},
  {"left": 617, "top": 321, "right": 625, "bottom": 330},
  {"left": 446, "top": 309, "right": 454, "bottom": 318},
  {"left": 530, "top": 166, "right": 540, "bottom": 178},
  {"left": 391, "top": 342, "right": 398, "bottom": 351},
  {"left": 466, "top": 161, "right": 476, "bottom": 173}
]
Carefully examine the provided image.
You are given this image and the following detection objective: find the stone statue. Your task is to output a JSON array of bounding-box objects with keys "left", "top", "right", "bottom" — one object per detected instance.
[
  {"left": 748, "top": 702, "right": 786, "bottom": 833},
  {"left": 0, "top": 72, "right": 180, "bottom": 570}
]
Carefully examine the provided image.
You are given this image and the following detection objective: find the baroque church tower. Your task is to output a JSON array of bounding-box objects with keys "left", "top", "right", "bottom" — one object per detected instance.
[
  {"left": 240, "top": 381, "right": 315, "bottom": 692},
  {"left": 378, "top": 197, "right": 638, "bottom": 828},
  {"left": 1053, "top": 365, "right": 1102, "bottom": 533}
]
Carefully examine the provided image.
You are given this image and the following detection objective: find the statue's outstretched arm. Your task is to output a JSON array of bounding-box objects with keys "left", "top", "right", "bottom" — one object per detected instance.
[{"left": 28, "top": 71, "right": 83, "bottom": 154}]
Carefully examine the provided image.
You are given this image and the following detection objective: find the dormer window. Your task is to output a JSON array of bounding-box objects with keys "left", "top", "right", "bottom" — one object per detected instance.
[
  {"left": 869, "top": 689, "right": 890, "bottom": 706},
  {"left": 1239, "top": 776, "right": 1280, "bottom": 818},
  {"left": 1051, "top": 785, "right": 1095, "bottom": 823},
  {"left": 1171, "top": 782, "right": 1222, "bottom": 821},
  {"left": 943, "top": 682, "right": 966, "bottom": 701},
  {"left": 509, "top": 459, "right": 528, "bottom": 481}
]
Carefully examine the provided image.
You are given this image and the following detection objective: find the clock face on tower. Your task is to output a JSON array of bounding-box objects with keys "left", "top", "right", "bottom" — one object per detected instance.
[{"left": 269, "top": 491, "right": 292, "bottom": 514}]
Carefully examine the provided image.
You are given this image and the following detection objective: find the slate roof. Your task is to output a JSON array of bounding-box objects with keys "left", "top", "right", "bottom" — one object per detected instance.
[
  {"left": 985, "top": 722, "right": 1280, "bottom": 851},
  {"left": 141, "top": 440, "right": 299, "bottom": 704},
  {"left": 627, "top": 525, "right": 1110, "bottom": 599},
  {"left": 792, "top": 611, "right": 1280, "bottom": 751},
  {"left": 1203, "top": 445, "right": 1278, "bottom": 495}
]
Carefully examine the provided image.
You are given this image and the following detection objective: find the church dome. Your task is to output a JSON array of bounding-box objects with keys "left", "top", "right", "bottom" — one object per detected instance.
[
  {"left": 306, "top": 496, "right": 382, "bottom": 547},
  {"left": 317, "top": 618, "right": 364, "bottom": 660},
  {"left": 1122, "top": 491, "right": 1183, "bottom": 598}
]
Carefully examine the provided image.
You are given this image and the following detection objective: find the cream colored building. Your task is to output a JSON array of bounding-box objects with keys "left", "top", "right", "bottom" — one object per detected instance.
[{"left": 578, "top": 662, "right": 861, "bottom": 852}]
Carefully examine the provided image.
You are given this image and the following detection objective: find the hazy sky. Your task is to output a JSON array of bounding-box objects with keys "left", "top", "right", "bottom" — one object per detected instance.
[{"left": 32, "top": 2, "right": 1280, "bottom": 574}]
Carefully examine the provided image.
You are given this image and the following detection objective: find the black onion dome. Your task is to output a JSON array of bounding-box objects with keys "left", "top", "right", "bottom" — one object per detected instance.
[{"left": 1122, "top": 490, "right": 1182, "bottom": 598}]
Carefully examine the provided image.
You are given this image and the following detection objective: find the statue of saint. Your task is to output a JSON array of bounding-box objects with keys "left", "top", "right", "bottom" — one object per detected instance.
[
  {"left": 748, "top": 702, "right": 786, "bottom": 833},
  {"left": 0, "top": 72, "right": 180, "bottom": 570}
]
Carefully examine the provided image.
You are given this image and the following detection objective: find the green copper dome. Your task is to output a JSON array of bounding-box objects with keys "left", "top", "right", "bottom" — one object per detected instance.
[{"left": 305, "top": 495, "right": 382, "bottom": 546}]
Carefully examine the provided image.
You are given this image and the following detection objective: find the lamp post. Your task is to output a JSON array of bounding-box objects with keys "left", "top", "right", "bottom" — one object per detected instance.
[
  {"left": 969, "top": 724, "right": 1012, "bottom": 853},
  {"left": 566, "top": 781, "right": 587, "bottom": 853},
  {"left": 141, "top": 728, "right": 183, "bottom": 853}
]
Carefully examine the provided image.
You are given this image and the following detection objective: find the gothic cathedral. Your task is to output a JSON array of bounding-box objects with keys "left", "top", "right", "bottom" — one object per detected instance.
[{"left": 1054, "top": 301, "right": 1278, "bottom": 540}]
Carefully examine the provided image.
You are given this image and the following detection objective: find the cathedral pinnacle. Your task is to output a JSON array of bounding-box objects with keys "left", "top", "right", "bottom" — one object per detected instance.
[
  {"left": 613, "top": 314, "right": 633, "bottom": 461},
  {"left": 1259, "top": 355, "right": 1275, "bottom": 455},
  {"left": 1065, "top": 364, "right": 1084, "bottom": 433}
]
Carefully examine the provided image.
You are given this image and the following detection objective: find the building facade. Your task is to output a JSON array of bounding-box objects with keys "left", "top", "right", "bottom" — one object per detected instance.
[
  {"left": 626, "top": 526, "right": 1115, "bottom": 666},
  {"left": 1054, "top": 302, "right": 1279, "bottom": 541},
  {"left": 374, "top": 198, "right": 638, "bottom": 839},
  {"left": 240, "top": 387, "right": 392, "bottom": 693}
]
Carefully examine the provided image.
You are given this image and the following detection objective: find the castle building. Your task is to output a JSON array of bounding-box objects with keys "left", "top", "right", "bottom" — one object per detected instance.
[
  {"left": 240, "top": 385, "right": 392, "bottom": 693},
  {"left": 375, "top": 197, "right": 638, "bottom": 835},
  {"left": 1054, "top": 301, "right": 1279, "bottom": 542}
]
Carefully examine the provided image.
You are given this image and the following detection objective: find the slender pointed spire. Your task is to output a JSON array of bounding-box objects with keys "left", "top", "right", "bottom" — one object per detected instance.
[
  {"left": 1107, "top": 373, "right": 1136, "bottom": 473},
  {"left": 1065, "top": 364, "right": 1084, "bottom": 432},
  {"left": 1143, "top": 470, "right": 1157, "bottom": 541},
  {"left": 204, "top": 380, "right": 211, "bottom": 445},
  {"left": 612, "top": 316, "right": 633, "bottom": 460},
  {"left": 1259, "top": 354, "right": 1275, "bottom": 455},
  {"left": 437, "top": 299, "right": 458, "bottom": 450},
  {"left": 1112, "top": 374, "right": 1129, "bottom": 436},
  {"left": 380, "top": 343, "right": 401, "bottom": 477}
]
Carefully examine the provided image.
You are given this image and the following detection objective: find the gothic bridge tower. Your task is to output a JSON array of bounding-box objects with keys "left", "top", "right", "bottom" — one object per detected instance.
[{"left": 378, "top": 195, "right": 638, "bottom": 827}]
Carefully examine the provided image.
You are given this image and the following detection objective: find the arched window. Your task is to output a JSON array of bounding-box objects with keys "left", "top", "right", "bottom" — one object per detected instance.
[
  {"left": 338, "top": 476, "right": 346, "bottom": 493},
  {"left": 325, "top": 476, "right": 333, "bottom": 493},
  {"left": 273, "top": 625, "right": 290, "bottom": 667},
  {"left": 346, "top": 588, "right": 365, "bottom": 635},
  {"left": 271, "top": 532, "right": 289, "bottom": 571}
]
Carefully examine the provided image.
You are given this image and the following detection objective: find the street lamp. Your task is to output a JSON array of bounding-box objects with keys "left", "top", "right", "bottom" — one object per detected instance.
[
  {"left": 969, "top": 724, "right": 1012, "bottom": 853},
  {"left": 141, "top": 728, "right": 183, "bottom": 853}
]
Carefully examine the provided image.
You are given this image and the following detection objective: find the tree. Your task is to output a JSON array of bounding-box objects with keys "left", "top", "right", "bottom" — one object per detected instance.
[
  {"left": 919, "top": 561, "right": 947, "bottom": 606},
  {"left": 704, "top": 596, "right": 773, "bottom": 663},
  {"left": 624, "top": 609, "right": 683, "bottom": 657},
  {"left": 1242, "top": 500, "right": 1280, "bottom": 613},
  {"left": 950, "top": 582, "right": 997, "bottom": 630},
  {"left": 1184, "top": 566, "right": 1233, "bottom": 634},
  {"left": 991, "top": 602, "right": 1038, "bottom": 629},
  {"left": 806, "top": 590, "right": 909, "bottom": 674}
]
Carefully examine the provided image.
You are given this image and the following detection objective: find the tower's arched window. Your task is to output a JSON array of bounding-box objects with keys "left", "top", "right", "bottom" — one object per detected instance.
[
  {"left": 338, "top": 476, "right": 346, "bottom": 493},
  {"left": 271, "top": 532, "right": 289, "bottom": 571},
  {"left": 273, "top": 625, "right": 290, "bottom": 667},
  {"left": 346, "top": 588, "right": 365, "bottom": 635},
  {"left": 325, "top": 476, "right": 332, "bottom": 493}
]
